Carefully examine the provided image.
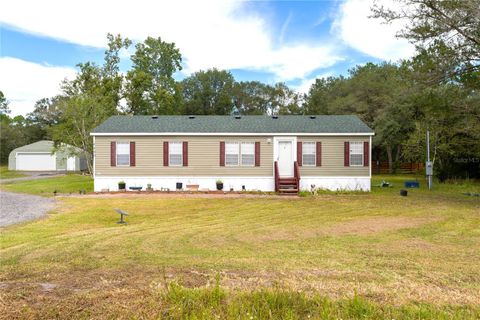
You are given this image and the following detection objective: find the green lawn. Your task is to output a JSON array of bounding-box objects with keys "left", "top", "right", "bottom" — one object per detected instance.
[
  {"left": 371, "top": 173, "right": 479, "bottom": 196},
  {"left": 0, "top": 165, "right": 28, "bottom": 179},
  {"left": 0, "top": 173, "right": 93, "bottom": 195},
  {"left": 1, "top": 175, "right": 479, "bottom": 319}
]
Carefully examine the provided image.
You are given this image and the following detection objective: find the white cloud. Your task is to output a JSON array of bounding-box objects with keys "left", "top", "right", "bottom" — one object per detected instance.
[
  {"left": 334, "top": 0, "right": 415, "bottom": 60},
  {"left": 0, "top": 57, "right": 76, "bottom": 116},
  {"left": 0, "top": 0, "right": 342, "bottom": 82},
  {"left": 0, "top": 0, "right": 417, "bottom": 116},
  {"left": 293, "top": 73, "right": 333, "bottom": 94},
  {"left": 278, "top": 12, "right": 293, "bottom": 44}
]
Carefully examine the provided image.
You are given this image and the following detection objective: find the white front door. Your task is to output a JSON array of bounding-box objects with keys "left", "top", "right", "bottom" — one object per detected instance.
[
  {"left": 67, "top": 157, "right": 76, "bottom": 171},
  {"left": 278, "top": 141, "right": 293, "bottom": 177}
]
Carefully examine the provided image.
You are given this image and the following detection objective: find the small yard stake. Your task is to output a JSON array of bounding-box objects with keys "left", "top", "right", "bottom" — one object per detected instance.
[{"left": 115, "top": 208, "right": 129, "bottom": 224}]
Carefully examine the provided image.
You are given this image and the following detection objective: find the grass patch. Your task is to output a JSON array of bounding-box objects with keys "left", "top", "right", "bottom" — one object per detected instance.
[
  {"left": 158, "top": 283, "right": 479, "bottom": 320},
  {"left": 3, "top": 281, "right": 477, "bottom": 319},
  {"left": 0, "top": 165, "right": 27, "bottom": 179},
  {"left": 0, "top": 174, "right": 93, "bottom": 196},
  {"left": 372, "top": 173, "right": 480, "bottom": 196}
]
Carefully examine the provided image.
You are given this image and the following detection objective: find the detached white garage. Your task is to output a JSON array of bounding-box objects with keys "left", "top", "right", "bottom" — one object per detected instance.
[
  {"left": 8, "top": 140, "right": 87, "bottom": 172},
  {"left": 16, "top": 153, "right": 57, "bottom": 171}
]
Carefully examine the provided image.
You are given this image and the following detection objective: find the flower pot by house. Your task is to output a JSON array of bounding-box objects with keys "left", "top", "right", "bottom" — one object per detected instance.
[
  {"left": 216, "top": 183, "right": 224, "bottom": 191},
  {"left": 118, "top": 182, "right": 126, "bottom": 190},
  {"left": 186, "top": 184, "right": 200, "bottom": 191}
]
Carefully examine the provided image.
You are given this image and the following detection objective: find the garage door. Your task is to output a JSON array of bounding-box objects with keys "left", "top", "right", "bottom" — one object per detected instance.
[{"left": 16, "top": 153, "right": 56, "bottom": 171}]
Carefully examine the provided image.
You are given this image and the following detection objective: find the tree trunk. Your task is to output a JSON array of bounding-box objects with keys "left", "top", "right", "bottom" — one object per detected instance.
[
  {"left": 386, "top": 145, "right": 393, "bottom": 174},
  {"left": 394, "top": 145, "right": 402, "bottom": 173},
  {"left": 85, "top": 152, "right": 93, "bottom": 175}
]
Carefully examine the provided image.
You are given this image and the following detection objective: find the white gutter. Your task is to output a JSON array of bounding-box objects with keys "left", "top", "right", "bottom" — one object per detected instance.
[{"left": 90, "top": 132, "right": 375, "bottom": 137}]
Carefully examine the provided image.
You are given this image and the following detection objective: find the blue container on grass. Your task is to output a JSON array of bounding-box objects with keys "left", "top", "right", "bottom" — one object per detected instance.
[{"left": 404, "top": 181, "right": 420, "bottom": 188}]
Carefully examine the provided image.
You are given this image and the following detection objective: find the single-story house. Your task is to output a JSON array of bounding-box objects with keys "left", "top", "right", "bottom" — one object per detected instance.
[
  {"left": 8, "top": 140, "right": 87, "bottom": 171},
  {"left": 90, "top": 115, "right": 374, "bottom": 193}
]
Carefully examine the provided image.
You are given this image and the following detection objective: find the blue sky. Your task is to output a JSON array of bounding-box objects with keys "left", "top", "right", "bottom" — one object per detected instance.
[{"left": 0, "top": 0, "right": 413, "bottom": 115}]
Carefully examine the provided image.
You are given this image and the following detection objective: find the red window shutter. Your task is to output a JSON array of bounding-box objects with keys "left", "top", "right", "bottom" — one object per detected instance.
[
  {"left": 183, "top": 141, "right": 188, "bottom": 166},
  {"left": 297, "top": 141, "right": 302, "bottom": 166},
  {"left": 255, "top": 142, "right": 260, "bottom": 167},
  {"left": 219, "top": 141, "right": 225, "bottom": 166},
  {"left": 110, "top": 142, "right": 116, "bottom": 167},
  {"left": 364, "top": 141, "right": 369, "bottom": 167},
  {"left": 130, "top": 142, "right": 136, "bottom": 167},
  {"left": 344, "top": 142, "right": 350, "bottom": 167},
  {"left": 163, "top": 141, "right": 169, "bottom": 166},
  {"left": 316, "top": 142, "right": 322, "bottom": 166}
]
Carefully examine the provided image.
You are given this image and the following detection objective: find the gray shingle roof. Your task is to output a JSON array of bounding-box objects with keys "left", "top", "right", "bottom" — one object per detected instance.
[
  {"left": 8, "top": 140, "right": 85, "bottom": 158},
  {"left": 11, "top": 140, "right": 56, "bottom": 152},
  {"left": 91, "top": 115, "right": 374, "bottom": 134}
]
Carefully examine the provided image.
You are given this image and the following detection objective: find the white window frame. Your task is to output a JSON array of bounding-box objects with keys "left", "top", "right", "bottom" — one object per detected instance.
[
  {"left": 349, "top": 141, "right": 363, "bottom": 167},
  {"left": 241, "top": 142, "right": 255, "bottom": 167},
  {"left": 225, "top": 142, "right": 240, "bottom": 166},
  {"left": 116, "top": 142, "right": 130, "bottom": 166},
  {"left": 169, "top": 142, "right": 183, "bottom": 166},
  {"left": 302, "top": 142, "right": 316, "bottom": 166}
]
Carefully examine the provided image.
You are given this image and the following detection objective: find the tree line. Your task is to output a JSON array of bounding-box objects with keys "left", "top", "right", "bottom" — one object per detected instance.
[{"left": 1, "top": 0, "right": 479, "bottom": 179}]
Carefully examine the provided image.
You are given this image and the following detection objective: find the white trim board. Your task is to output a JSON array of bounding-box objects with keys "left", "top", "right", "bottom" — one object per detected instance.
[
  {"left": 300, "top": 176, "right": 370, "bottom": 179},
  {"left": 95, "top": 175, "right": 371, "bottom": 179},
  {"left": 91, "top": 132, "right": 375, "bottom": 136},
  {"left": 369, "top": 136, "right": 372, "bottom": 178},
  {"left": 95, "top": 175, "right": 273, "bottom": 179},
  {"left": 93, "top": 136, "right": 96, "bottom": 179}
]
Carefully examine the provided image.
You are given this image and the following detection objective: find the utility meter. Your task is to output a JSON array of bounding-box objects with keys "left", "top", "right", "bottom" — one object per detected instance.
[{"left": 425, "top": 161, "right": 433, "bottom": 176}]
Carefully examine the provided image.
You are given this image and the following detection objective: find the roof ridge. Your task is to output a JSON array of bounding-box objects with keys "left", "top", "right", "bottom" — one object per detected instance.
[
  {"left": 111, "top": 114, "right": 359, "bottom": 117},
  {"left": 92, "top": 114, "right": 373, "bottom": 134}
]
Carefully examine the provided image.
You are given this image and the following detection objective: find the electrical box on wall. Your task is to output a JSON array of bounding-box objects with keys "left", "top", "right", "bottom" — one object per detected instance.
[{"left": 425, "top": 161, "right": 433, "bottom": 176}]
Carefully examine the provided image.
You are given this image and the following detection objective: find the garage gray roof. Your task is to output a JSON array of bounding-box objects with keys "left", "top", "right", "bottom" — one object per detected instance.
[
  {"left": 91, "top": 115, "right": 374, "bottom": 135},
  {"left": 9, "top": 140, "right": 84, "bottom": 154},
  {"left": 10, "top": 140, "right": 55, "bottom": 152}
]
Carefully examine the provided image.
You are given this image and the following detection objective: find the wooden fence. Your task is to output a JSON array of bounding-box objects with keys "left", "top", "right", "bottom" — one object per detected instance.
[{"left": 371, "top": 161, "right": 424, "bottom": 174}]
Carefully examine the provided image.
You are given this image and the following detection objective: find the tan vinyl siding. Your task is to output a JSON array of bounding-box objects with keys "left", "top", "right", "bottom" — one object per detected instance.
[
  {"left": 95, "top": 136, "right": 273, "bottom": 176},
  {"left": 298, "top": 136, "right": 369, "bottom": 177},
  {"left": 95, "top": 135, "right": 370, "bottom": 177}
]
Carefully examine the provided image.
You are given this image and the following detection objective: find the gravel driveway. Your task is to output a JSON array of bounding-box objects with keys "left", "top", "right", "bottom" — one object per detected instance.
[
  {"left": 0, "top": 191, "right": 55, "bottom": 227},
  {"left": 0, "top": 172, "right": 65, "bottom": 184}
]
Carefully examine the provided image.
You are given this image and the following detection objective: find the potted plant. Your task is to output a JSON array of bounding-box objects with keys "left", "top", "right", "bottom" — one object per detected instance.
[
  {"left": 146, "top": 183, "right": 153, "bottom": 192},
  {"left": 118, "top": 181, "right": 126, "bottom": 191},
  {"left": 216, "top": 179, "right": 224, "bottom": 191},
  {"left": 186, "top": 184, "right": 200, "bottom": 191}
]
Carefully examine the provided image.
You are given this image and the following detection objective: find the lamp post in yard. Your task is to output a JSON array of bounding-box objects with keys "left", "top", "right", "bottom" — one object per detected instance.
[{"left": 426, "top": 130, "right": 433, "bottom": 190}]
